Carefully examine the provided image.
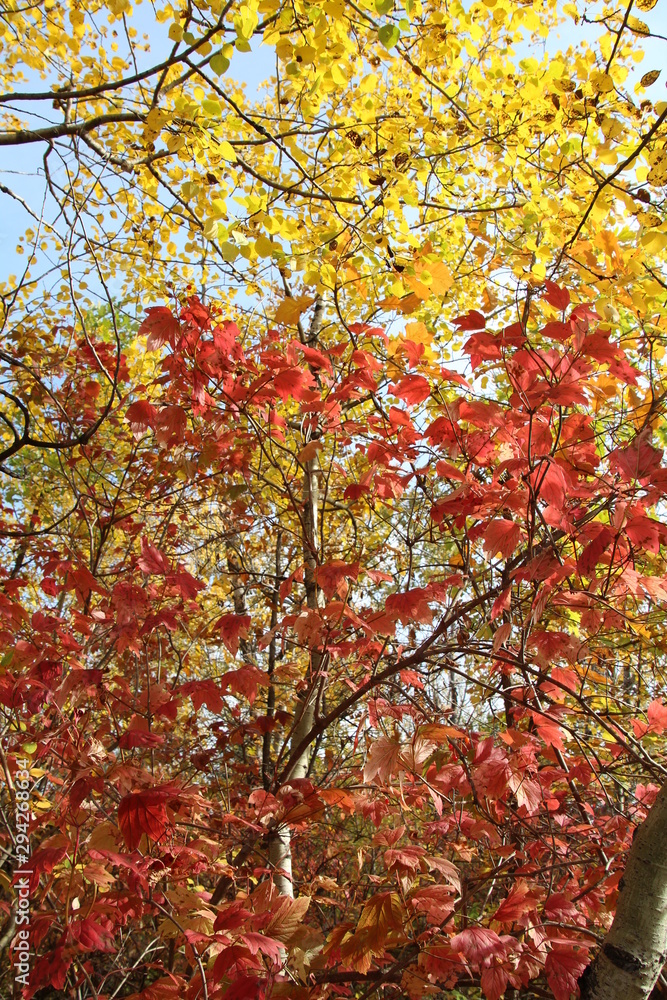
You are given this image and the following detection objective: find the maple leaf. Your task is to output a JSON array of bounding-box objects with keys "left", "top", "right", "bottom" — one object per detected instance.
[
  {"left": 70, "top": 917, "right": 116, "bottom": 952},
  {"left": 272, "top": 366, "right": 315, "bottom": 402},
  {"left": 138, "top": 537, "right": 170, "bottom": 575},
  {"left": 647, "top": 699, "right": 667, "bottom": 733},
  {"left": 124, "top": 976, "right": 185, "bottom": 1000},
  {"left": 216, "top": 613, "right": 252, "bottom": 655},
  {"left": 273, "top": 294, "right": 315, "bottom": 325},
  {"left": 139, "top": 307, "right": 180, "bottom": 350},
  {"left": 264, "top": 894, "right": 311, "bottom": 943},
  {"left": 481, "top": 965, "right": 509, "bottom": 1000},
  {"left": 453, "top": 310, "right": 486, "bottom": 331},
  {"left": 543, "top": 280, "right": 571, "bottom": 312},
  {"left": 577, "top": 526, "right": 613, "bottom": 576},
  {"left": 364, "top": 735, "right": 402, "bottom": 783},
  {"left": 545, "top": 946, "right": 590, "bottom": 1000},
  {"left": 451, "top": 927, "right": 506, "bottom": 964},
  {"left": 222, "top": 665, "right": 267, "bottom": 704},
  {"left": 625, "top": 514, "right": 661, "bottom": 553},
  {"left": 409, "top": 885, "right": 457, "bottom": 924},
  {"left": 118, "top": 787, "right": 174, "bottom": 849},
  {"left": 126, "top": 399, "right": 158, "bottom": 432},
  {"left": 385, "top": 587, "right": 435, "bottom": 624},
  {"left": 341, "top": 891, "right": 404, "bottom": 965},
  {"left": 118, "top": 730, "right": 165, "bottom": 749},
  {"left": 296, "top": 340, "right": 333, "bottom": 372},
  {"left": 610, "top": 434, "right": 664, "bottom": 481},
  {"left": 181, "top": 678, "right": 225, "bottom": 713},
  {"left": 493, "top": 881, "right": 539, "bottom": 924},
  {"left": 390, "top": 374, "right": 431, "bottom": 405},
  {"left": 316, "top": 560, "right": 360, "bottom": 599},
  {"left": 484, "top": 519, "right": 523, "bottom": 559}
]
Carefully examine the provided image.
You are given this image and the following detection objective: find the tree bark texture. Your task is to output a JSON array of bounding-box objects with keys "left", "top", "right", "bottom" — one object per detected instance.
[{"left": 580, "top": 780, "right": 667, "bottom": 1000}]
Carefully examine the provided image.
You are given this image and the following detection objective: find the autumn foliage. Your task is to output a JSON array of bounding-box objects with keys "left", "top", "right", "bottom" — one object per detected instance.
[
  {"left": 2, "top": 0, "right": 667, "bottom": 995},
  {"left": 1, "top": 271, "right": 667, "bottom": 1000}
]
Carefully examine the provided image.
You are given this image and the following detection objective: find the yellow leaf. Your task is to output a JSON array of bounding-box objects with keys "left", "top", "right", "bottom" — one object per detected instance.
[
  {"left": 641, "top": 230, "right": 667, "bottom": 253},
  {"left": 627, "top": 15, "right": 650, "bottom": 34},
  {"left": 254, "top": 235, "right": 275, "bottom": 257},
  {"left": 218, "top": 141, "right": 237, "bottom": 163},
  {"left": 273, "top": 295, "right": 315, "bottom": 325}
]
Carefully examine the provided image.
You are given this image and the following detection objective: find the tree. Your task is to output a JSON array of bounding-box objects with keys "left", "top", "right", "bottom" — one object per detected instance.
[{"left": 1, "top": 0, "right": 667, "bottom": 999}]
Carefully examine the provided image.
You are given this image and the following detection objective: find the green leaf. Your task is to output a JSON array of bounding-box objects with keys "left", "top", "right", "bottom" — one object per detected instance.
[
  {"left": 375, "top": 0, "right": 394, "bottom": 15},
  {"left": 378, "top": 23, "right": 400, "bottom": 49}
]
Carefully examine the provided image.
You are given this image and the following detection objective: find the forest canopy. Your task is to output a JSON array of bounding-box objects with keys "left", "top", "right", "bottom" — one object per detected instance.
[{"left": 1, "top": 0, "right": 667, "bottom": 998}]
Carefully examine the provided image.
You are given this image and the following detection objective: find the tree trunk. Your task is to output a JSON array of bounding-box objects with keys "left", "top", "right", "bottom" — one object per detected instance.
[
  {"left": 268, "top": 297, "right": 325, "bottom": 898},
  {"left": 579, "top": 780, "right": 667, "bottom": 1000}
]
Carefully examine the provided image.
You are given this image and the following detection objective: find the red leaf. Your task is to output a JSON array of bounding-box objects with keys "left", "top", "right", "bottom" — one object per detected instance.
[
  {"left": 493, "top": 881, "right": 539, "bottom": 923},
  {"left": 543, "top": 280, "right": 570, "bottom": 312},
  {"left": 181, "top": 679, "right": 225, "bottom": 713},
  {"left": 390, "top": 374, "right": 431, "bottom": 406},
  {"left": 625, "top": 515, "right": 661, "bottom": 553},
  {"left": 484, "top": 519, "right": 523, "bottom": 559},
  {"left": 385, "top": 587, "right": 434, "bottom": 624},
  {"left": 139, "top": 307, "right": 180, "bottom": 350},
  {"left": 240, "top": 931, "right": 285, "bottom": 963},
  {"left": 388, "top": 405, "right": 412, "bottom": 428},
  {"left": 316, "top": 560, "right": 360, "bottom": 599},
  {"left": 577, "top": 526, "right": 613, "bottom": 576},
  {"left": 453, "top": 310, "right": 486, "bottom": 331},
  {"left": 409, "top": 885, "right": 456, "bottom": 923},
  {"left": 491, "top": 587, "right": 511, "bottom": 621},
  {"left": 451, "top": 927, "right": 505, "bottom": 963},
  {"left": 31, "top": 947, "right": 71, "bottom": 992},
  {"left": 71, "top": 917, "right": 116, "bottom": 952},
  {"left": 364, "top": 735, "right": 402, "bottom": 783},
  {"left": 118, "top": 730, "right": 165, "bottom": 749},
  {"left": 222, "top": 665, "right": 267, "bottom": 704},
  {"left": 216, "top": 613, "right": 251, "bottom": 655},
  {"left": 295, "top": 340, "right": 333, "bottom": 372},
  {"left": 272, "top": 366, "right": 315, "bottom": 402},
  {"left": 138, "top": 537, "right": 170, "bottom": 575},
  {"left": 126, "top": 400, "right": 158, "bottom": 432},
  {"left": 481, "top": 966, "right": 509, "bottom": 1000},
  {"left": 647, "top": 699, "right": 667, "bottom": 733},
  {"left": 610, "top": 434, "right": 664, "bottom": 482},
  {"left": 545, "top": 947, "right": 590, "bottom": 1000},
  {"left": 118, "top": 788, "right": 173, "bottom": 849}
]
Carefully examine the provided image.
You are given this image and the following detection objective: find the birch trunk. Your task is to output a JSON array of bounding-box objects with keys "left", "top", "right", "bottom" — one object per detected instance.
[
  {"left": 579, "top": 780, "right": 667, "bottom": 1000},
  {"left": 268, "top": 295, "right": 325, "bottom": 898},
  {"left": 268, "top": 450, "right": 323, "bottom": 897}
]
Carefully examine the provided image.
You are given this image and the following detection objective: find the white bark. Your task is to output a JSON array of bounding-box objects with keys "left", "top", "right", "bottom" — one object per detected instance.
[
  {"left": 268, "top": 451, "right": 323, "bottom": 897},
  {"left": 580, "top": 780, "right": 667, "bottom": 1000}
]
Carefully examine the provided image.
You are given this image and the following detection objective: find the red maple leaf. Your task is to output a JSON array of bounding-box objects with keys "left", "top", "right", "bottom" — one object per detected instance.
[
  {"left": 126, "top": 399, "right": 158, "bottom": 432},
  {"left": 139, "top": 307, "right": 180, "bottom": 350},
  {"left": 484, "top": 519, "right": 523, "bottom": 559},
  {"left": 138, "top": 537, "right": 170, "bottom": 575},
  {"left": 118, "top": 787, "right": 174, "bottom": 849},
  {"left": 451, "top": 927, "right": 505, "bottom": 963},
  {"left": 390, "top": 374, "right": 431, "bottom": 405},
  {"left": 453, "top": 309, "right": 486, "bottom": 331},
  {"left": 543, "top": 280, "right": 570, "bottom": 312},
  {"left": 545, "top": 946, "right": 590, "bottom": 1000},
  {"left": 272, "top": 366, "right": 315, "bottom": 402},
  {"left": 216, "top": 613, "right": 251, "bottom": 655}
]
